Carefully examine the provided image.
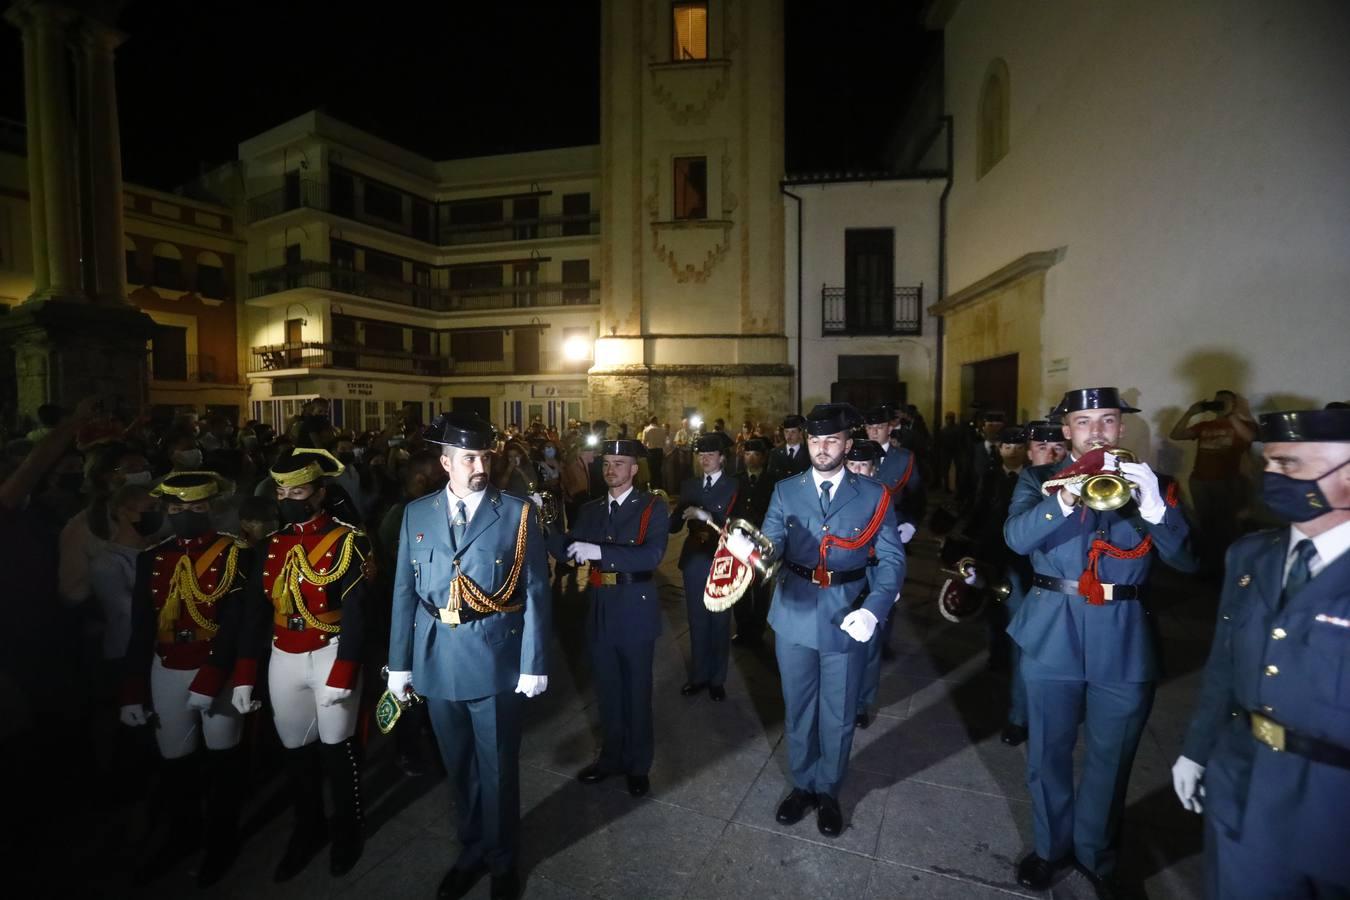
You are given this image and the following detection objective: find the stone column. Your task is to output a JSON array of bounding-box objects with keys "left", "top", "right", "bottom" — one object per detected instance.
[
  {"left": 28, "top": 2, "right": 84, "bottom": 301},
  {"left": 4, "top": 1, "right": 50, "bottom": 298},
  {"left": 78, "top": 18, "right": 128, "bottom": 303}
]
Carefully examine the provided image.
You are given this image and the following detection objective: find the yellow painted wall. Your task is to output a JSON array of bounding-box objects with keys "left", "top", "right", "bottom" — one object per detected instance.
[{"left": 940, "top": 271, "right": 1044, "bottom": 422}]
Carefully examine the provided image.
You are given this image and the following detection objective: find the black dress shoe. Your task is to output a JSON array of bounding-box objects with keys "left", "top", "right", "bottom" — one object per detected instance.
[
  {"left": 680, "top": 681, "right": 707, "bottom": 696},
  {"left": 490, "top": 868, "right": 522, "bottom": 900},
  {"left": 1076, "top": 863, "right": 1135, "bottom": 900},
  {"left": 626, "top": 774, "right": 650, "bottom": 797},
  {"left": 576, "top": 762, "right": 615, "bottom": 785},
  {"left": 708, "top": 685, "right": 726, "bottom": 702},
  {"left": 437, "top": 863, "right": 487, "bottom": 900},
  {"left": 1016, "top": 852, "right": 1069, "bottom": 890},
  {"left": 816, "top": 794, "right": 843, "bottom": 837},
  {"left": 1001, "top": 723, "right": 1028, "bottom": 746},
  {"left": 855, "top": 712, "right": 871, "bottom": 729},
  {"left": 775, "top": 788, "right": 817, "bottom": 825}
]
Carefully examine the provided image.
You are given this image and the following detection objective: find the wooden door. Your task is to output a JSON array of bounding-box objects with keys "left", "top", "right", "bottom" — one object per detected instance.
[{"left": 514, "top": 326, "right": 540, "bottom": 375}]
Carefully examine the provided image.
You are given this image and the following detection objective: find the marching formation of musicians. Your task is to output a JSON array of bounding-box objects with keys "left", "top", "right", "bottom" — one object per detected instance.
[{"left": 82, "top": 387, "right": 1349, "bottom": 899}]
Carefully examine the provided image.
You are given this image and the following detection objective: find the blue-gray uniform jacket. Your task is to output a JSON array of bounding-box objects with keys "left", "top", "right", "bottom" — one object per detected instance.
[
  {"left": 760, "top": 471, "right": 905, "bottom": 651},
  {"left": 1182, "top": 529, "right": 1350, "bottom": 887},
  {"left": 549, "top": 490, "right": 671, "bottom": 643},
  {"left": 388, "top": 486, "right": 550, "bottom": 701},
  {"left": 766, "top": 444, "right": 809, "bottom": 483},
  {"left": 1003, "top": 455, "right": 1194, "bottom": 682},
  {"left": 875, "top": 443, "right": 921, "bottom": 524},
  {"left": 670, "top": 473, "right": 738, "bottom": 566}
]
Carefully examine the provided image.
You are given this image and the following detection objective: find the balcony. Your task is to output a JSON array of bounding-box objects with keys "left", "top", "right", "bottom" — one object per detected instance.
[
  {"left": 821, "top": 284, "right": 923, "bottom": 336},
  {"left": 247, "top": 262, "right": 599, "bottom": 312},
  {"left": 245, "top": 179, "right": 600, "bottom": 245},
  {"left": 248, "top": 341, "right": 584, "bottom": 379},
  {"left": 150, "top": 353, "right": 235, "bottom": 384}
]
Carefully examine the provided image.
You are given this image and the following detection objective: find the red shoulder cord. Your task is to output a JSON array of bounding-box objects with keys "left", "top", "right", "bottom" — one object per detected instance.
[
  {"left": 1076, "top": 482, "right": 1179, "bottom": 605},
  {"left": 815, "top": 489, "right": 891, "bottom": 582},
  {"left": 636, "top": 496, "right": 657, "bottom": 543}
]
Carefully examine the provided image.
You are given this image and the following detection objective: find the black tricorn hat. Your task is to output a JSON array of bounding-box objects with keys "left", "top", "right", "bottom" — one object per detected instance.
[
  {"left": 1258, "top": 409, "right": 1350, "bottom": 443},
  {"left": 270, "top": 448, "right": 344, "bottom": 488},
  {"left": 742, "top": 437, "right": 770, "bottom": 453},
  {"left": 693, "top": 433, "right": 731, "bottom": 454},
  {"left": 1026, "top": 420, "right": 1067, "bottom": 443},
  {"left": 1056, "top": 387, "right": 1140, "bottom": 415},
  {"left": 805, "top": 403, "right": 862, "bottom": 436},
  {"left": 781, "top": 414, "right": 806, "bottom": 429},
  {"left": 996, "top": 425, "right": 1027, "bottom": 445},
  {"left": 424, "top": 412, "right": 496, "bottom": 450},
  {"left": 862, "top": 406, "right": 894, "bottom": 425},
  {"left": 847, "top": 439, "right": 882, "bottom": 462},
  {"left": 978, "top": 409, "right": 1007, "bottom": 423},
  {"left": 601, "top": 439, "right": 646, "bottom": 459}
]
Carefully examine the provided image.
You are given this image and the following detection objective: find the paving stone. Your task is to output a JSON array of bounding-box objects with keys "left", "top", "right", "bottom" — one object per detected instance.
[
  {"left": 866, "top": 858, "right": 1038, "bottom": 899},
  {"left": 683, "top": 822, "right": 875, "bottom": 900}
]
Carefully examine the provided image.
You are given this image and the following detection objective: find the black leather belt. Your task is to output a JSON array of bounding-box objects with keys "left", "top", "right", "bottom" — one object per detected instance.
[
  {"left": 785, "top": 560, "right": 868, "bottom": 587},
  {"left": 589, "top": 569, "right": 653, "bottom": 587},
  {"left": 1032, "top": 573, "right": 1142, "bottom": 601},
  {"left": 1247, "top": 711, "right": 1350, "bottom": 769}
]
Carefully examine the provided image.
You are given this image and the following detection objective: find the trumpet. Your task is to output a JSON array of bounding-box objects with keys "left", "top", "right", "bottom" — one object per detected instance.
[{"left": 1041, "top": 442, "right": 1140, "bottom": 512}]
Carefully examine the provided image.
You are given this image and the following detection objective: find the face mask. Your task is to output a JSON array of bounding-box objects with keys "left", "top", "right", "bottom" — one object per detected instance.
[
  {"left": 543, "top": 447, "right": 557, "bottom": 460},
  {"left": 121, "top": 471, "right": 152, "bottom": 486},
  {"left": 173, "top": 449, "right": 203, "bottom": 468},
  {"left": 169, "top": 510, "right": 213, "bottom": 539},
  {"left": 353, "top": 447, "right": 366, "bottom": 462},
  {"left": 279, "top": 497, "right": 317, "bottom": 525},
  {"left": 1262, "top": 457, "right": 1350, "bottom": 523},
  {"left": 133, "top": 510, "right": 165, "bottom": 537}
]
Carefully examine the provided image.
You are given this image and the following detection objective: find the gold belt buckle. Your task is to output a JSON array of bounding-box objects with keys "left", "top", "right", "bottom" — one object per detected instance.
[
  {"left": 599, "top": 572, "right": 617, "bottom": 586},
  {"left": 1251, "top": 712, "right": 1286, "bottom": 751}
]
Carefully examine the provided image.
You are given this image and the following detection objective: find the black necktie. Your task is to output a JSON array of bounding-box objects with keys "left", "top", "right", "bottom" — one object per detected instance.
[
  {"left": 704, "top": 475, "right": 712, "bottom": 490},
  {"left": 1283, "top": 539, "right": 1318, "bottom": 605},
  {"left": 820, "top": 481, "right": 833, "bottom": 517},
  {"left": 452, "top": 500, "right": 467, "bottom": 550},
  {"left": 609, "top": 499, "right": 620, "bottom": 523}
]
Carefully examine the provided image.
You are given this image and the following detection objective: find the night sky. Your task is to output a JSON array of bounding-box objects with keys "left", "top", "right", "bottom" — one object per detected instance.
[{"left": 0, "top": 0, "right": 930, "bottom": 190}]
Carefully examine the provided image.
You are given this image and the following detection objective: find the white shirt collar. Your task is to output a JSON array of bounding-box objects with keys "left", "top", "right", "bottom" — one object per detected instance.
[
  {"left": 702, "top": 470, "right": 723, "bottom": 487},
  {"left": 1289, "top": 520, "right": 1350, "bottom": 579},
  {"left": 811, "top": 466, "right": 845, "bottom": 496},
  {"left": 785, "top": 443, "right": 800, "bottom": 454},
  {"left": 878, "top": 441, "right": 891, "bottom": 454},
  {"left": 446, "top": 484, "right": 488, "bottom": 523},
  {"left": 608, "top": 485, "right": 634, "bottom": 507}
]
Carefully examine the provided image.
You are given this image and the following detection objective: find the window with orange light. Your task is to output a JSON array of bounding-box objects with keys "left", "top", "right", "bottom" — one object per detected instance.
[{"left": 672, "top": 1, "right": 708, "bottom": 61}]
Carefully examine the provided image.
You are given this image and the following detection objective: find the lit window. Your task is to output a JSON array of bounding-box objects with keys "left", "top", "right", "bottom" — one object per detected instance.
[
  {"left": 673, "top": 1, "right": 708, "bottom": 61},
  {"left": 977, "top": 58, "right": 1010, "bottom": 179},
  {"left": 673, "top": 156, "right": 708, "bottom": 220}
]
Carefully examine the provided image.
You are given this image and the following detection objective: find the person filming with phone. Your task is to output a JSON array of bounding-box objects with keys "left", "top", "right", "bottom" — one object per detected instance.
[{"left": 1170, "top": 390, "right": 1258, "bottom": 579}]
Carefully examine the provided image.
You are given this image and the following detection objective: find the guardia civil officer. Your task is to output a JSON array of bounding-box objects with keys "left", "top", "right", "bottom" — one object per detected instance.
[
  {"left": 726, "top": 404, "right": 904, "bottom": 837},
  {"left": 228, "top": 448, "right": 373, "bottom": 881},
  {"left": 119, "top": 471, "right": 249, "bottom": 886},
  {"left": 731, "top": 437, "right": 775, "bottom": 646},
  {"left": 386, "top": 412, "right": 551, "bottom": 900},
  {"left": 670, "top": 432, "right": 738, "bottom": 700},
  {"left": 1173, "top": 408, "right": 1350, "bottom": 899},
  {"left": 766, "top": 414, "right": 810, "bottom": 482},
  {"left": 550, "top": 438, "right": 670, "bottom": 798},
  {"left": 1004, "top": 388, "right": 1195, "bottom": 897}
]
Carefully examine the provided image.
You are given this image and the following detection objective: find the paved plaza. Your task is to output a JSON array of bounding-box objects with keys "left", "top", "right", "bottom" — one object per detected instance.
[{"left": 80, "top": 511, "right": 1215, "bottom": 899}]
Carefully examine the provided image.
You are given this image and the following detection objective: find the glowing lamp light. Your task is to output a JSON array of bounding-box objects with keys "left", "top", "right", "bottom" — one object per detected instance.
[
  {"left": 690, "top": 415, "right": 704, "bottom": 429},
  {"left": 585, "top": 434, "right": 598, "bottom": 447},
  {"left": 563, "top": 335, "right": 591, "bottom": 362}
]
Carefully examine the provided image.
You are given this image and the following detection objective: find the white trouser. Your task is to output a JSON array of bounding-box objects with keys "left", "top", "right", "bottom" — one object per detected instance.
[
  {"left": 267, "top": 639, "right": 362, "bottom": 749},
  {"left": 150, "top": 655, "right": 243, "bottom": 759}
]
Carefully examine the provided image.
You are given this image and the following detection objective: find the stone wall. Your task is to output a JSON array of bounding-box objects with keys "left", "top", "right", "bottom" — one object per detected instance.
[{"left": 588, "top": 364, "right": 794, "bottom": 429}]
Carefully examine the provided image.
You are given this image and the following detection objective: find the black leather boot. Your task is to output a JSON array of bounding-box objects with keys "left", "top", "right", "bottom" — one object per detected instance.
[
  {"left": 197, "top": 745, "right": 245, "bottom": 887},
  {"left": 132, "top": 753, "right": 204, "bottom": 884},
  {"left": 321, "top": 738, "right": 365, "bottom": 877},
  {"left": 273, "top": 743, "right": 327, "bottom": 883}
]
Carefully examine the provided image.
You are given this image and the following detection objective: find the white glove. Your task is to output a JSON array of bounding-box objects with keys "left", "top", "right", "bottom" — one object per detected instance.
[
  {"left": 840, "top": 608, "right": 879, "bottom": 643},
  {"left": 1102, "top": 451, "right": 1119, "bottom": 470},
  {"left": 515, "top": 673, "right": 548, "bottom": 698},
  {"left": 231, "top": 685, "right": 261, "bottom": 715},
  {"left": 567, "top": 541, "right": 602, "bottom": 563},
  {"left": 119, "top": 704, "right": 148, "bottom": 727},
  {"left": 185, "top": 691, "right": 214, "bottom": 713},
  {"left": 387, "top": 669, "right": 414, "bottom": 700},
  {"left": 897, "top": 522, "right": 916, "bottom": 544},
  {"left": 529, "top": 492, "right": 544, "bottom": 509},
  {"left": 1057, "top": 480, "right": 1082, "bottom": 515},
  {"left": 1171, "top": 755, "right": 1206, "bottom": 813},
  {"left": 1120, "top": 461, "right": 1165, "bottom": 523},
  {"left": 725, "top": 531, "right": 754, "bottom": 563},
  {"left": 317, "top": 684, "right": 353, "bottom": 707},
  {"left": 682, "top": 506, "right": 712, "bottom": 523}
]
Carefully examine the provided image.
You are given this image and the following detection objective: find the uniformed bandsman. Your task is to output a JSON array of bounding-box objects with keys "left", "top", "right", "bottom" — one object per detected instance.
[
  {"left": 550, "top": 438, "right": 670, "bottom": 799},
  {"left": 1173, "top": 408, "right": 1350, "bottom": 899},
  {"left": 766, "top": 414, "right": 810, "bottom": 483},
  {"left": 670, "top": 432, "right": 739, "bottom": 701},
  {"left": 119, "top": 471, "right": 249, "bottom": 886},
  {"left": 386, "top": 412, "right": 550, "bottom": 900},
  {"left": 228, "top": 448, "right": 373, "bottom": 881},
  {"left": 726, "top": 404, "right": 905, "bottom": 837},
  {"left": 1004, "top": 387, "right": 1195, "bottom": 896}
]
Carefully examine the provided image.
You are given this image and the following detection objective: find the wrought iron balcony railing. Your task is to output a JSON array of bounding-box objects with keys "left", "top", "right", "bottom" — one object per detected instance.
[{"left": 821, "top": 284, "right": 923, "bottom": 336}]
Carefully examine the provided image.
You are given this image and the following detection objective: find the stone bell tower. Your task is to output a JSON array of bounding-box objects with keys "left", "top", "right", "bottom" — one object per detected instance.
[
  {"left": 591, "top": 0, "right": 792, "bottom": 426},
  {"left": 1, "top": 0, "right": 154, "bottom": 422}
]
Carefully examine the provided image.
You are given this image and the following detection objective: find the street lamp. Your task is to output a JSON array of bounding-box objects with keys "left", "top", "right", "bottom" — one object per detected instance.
[{"left": 563, "top": 334, "right": 591, "bottom": 362}]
